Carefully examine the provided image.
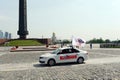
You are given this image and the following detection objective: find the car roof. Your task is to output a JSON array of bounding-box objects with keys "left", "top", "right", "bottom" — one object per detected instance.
[
  {"left": 59, "top": 46, "right": 85, "bottom": 52},
  {"left": 59, "top": 46, "right": 72, "bottom": 49},
  {"left": 59, "top": 46, "right": 77, "bottom": 50}
]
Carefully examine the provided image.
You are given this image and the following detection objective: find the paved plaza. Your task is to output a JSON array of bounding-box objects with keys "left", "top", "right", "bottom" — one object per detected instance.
[{"left": 0, "top": 45, "right": 120, "bottom": 80}]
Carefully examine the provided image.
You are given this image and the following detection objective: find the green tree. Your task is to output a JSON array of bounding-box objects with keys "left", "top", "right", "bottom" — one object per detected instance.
[
  {"left": 105, "top": 39, "right": 111, "bottom": 43},
  {"left": 63, "top": 39, "right": 71, "bottom": 44},
  {"left": 88, "top": 38, "right": 104, "bottom": 43}
]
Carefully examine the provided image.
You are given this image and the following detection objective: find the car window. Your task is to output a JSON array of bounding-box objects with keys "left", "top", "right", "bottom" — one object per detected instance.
[
  {"left": 52, "top": 49, "right": 60, "bottom": 54},
  {"left": 61, "top": 49, "right": 72, "bottom": 54},
  {"left": 71, "top": 49, "right": 79, "bottom": 53}
]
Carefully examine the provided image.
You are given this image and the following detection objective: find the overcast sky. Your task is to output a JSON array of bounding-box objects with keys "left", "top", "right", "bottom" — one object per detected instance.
[{"left": 0, "top": 0, "right": 120, "bottom": 40}]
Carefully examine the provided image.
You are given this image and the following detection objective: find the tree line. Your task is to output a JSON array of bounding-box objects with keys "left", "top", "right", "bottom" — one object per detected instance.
[
  {"left": 54, "top": 38, "right": 120, "bottom": 44},
  {"left": 87, "top": 38, "right": 120, "bottom": 43}
]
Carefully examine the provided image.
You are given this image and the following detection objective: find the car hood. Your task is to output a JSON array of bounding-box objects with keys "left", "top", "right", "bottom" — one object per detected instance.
[
  {"left": 40, "top": 53, "right": 55, "bottom": 57},
  {"left": 79, "top": 49, "right": 87, "bottom": 52}
]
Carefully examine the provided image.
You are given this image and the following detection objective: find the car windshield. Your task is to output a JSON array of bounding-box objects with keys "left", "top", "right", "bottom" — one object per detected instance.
[{"left": 51, "top": 49, "right": 61, "bottom": 54}]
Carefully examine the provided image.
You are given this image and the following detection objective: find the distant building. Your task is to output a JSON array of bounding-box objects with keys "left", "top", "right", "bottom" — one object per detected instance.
[
  {"left": 5, "top": 32, "right": 9, "bottom": 39},
  {"left": 51, "top": 32, "right": 57, "bottom": 44},
  {"left": 37, "top": 38, "right": 52, "bottom": 45},
  {"left": 0, "top": 30, "right": 3, "bottom": 39},
  {"left": 0, "top": 30, "right": 12, "bottom": 39},
  {"left": 8, "top": 33, "right": 12, "bottom": 39}
]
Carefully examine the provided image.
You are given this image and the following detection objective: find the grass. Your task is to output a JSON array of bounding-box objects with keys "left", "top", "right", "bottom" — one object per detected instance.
[{"left": 4, "top": 40, "right": 43, "bottom": 46}]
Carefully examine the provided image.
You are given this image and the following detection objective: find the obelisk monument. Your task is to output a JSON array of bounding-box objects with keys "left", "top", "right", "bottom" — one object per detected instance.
[{"left": 17, "top": 0, "right": 28, "bottom": 39}]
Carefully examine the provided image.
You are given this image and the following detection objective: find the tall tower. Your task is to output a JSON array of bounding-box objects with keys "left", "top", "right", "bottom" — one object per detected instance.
[
  {"left": 51, "top": 32, "right": 57, "bottom": 44},
  {"left": 17, "top": 0, "right": 28, "bottom": 39}
]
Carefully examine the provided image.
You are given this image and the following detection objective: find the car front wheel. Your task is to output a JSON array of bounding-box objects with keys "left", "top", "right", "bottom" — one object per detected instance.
[
  {"left": 77, "top": 57, "right": 84, "bottom": 64},
  {"left": 48, "top": 59, "right": 55, "bottom": 66}
]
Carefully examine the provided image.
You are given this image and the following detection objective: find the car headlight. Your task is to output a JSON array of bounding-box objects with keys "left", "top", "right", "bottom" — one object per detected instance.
[{"left": 40, "top": 57, "right": 47, "bottom": 59}]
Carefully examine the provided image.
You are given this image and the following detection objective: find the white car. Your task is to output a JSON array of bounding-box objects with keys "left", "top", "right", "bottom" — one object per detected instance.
[{"left": 39, "top": 47, "right": 88, "bottom": 66}]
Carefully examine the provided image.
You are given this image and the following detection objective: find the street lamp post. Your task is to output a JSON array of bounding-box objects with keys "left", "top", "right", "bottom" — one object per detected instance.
[{"left": 17, "top": 0, "right": 28, "bottom": 39}]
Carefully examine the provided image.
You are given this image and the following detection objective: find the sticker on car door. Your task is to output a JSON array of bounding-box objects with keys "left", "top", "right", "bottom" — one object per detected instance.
[{"left": 60, "top": 55, "right": 77, "bottom": 60}]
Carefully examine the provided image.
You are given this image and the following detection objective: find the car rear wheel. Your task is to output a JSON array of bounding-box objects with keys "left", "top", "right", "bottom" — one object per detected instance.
[
  {"left": 48, "top": 59, "right": 55, "bottom": 66},
  {"left": 77, "top": 57, "right": 84, "bottom": 64}
]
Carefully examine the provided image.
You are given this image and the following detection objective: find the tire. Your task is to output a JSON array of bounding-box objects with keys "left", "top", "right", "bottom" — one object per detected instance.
[
  {"left": 48, "top": 59, "right": 56, "bottom": 66},
  {"left": 77, "top": 57, "right": 84, "bottom": 64}
]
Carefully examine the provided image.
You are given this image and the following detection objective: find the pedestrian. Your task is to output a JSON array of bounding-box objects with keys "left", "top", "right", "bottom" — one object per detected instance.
[{"left": 90, "top": 43, "right": 92, "bottom": 49}]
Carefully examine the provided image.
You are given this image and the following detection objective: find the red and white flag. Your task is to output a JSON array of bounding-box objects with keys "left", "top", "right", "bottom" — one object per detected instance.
[{"left": 72, "top": 36, "right": 86, "bottom": 47}]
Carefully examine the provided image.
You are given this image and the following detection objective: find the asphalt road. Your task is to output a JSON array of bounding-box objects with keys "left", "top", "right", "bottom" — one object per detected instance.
[{"left": 0, "top": 47, "right": 120, "bottom": 80}]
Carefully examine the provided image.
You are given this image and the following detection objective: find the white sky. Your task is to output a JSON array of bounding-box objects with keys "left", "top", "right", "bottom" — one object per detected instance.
[{"left": 0, "top": 0, "right": 120, "bottom": 40}]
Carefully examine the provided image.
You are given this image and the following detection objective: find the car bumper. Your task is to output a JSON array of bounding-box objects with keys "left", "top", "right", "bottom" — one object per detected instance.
[
  {"left": 39, "top": 60, "right": 45, "bottom": 63},
  {"left": 39, "top": 58, "right": 48, "bottom": 64}
]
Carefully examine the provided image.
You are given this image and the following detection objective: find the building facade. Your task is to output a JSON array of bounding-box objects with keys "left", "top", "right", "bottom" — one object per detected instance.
[
  {"left": 0, "top": 30, "right": 3, "bottom": 39},
  {"left": 0, "top": 30, "right": 12, "bottom": 39}
]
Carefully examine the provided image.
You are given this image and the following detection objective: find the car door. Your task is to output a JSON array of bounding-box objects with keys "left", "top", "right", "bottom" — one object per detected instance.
[
  {"left": 56, "top": 49, "right": 78, "bottom": 63},
  {"left": 55, "top": 49, "right": 69, "bottom": 63},
  {"left": 64, "top": 48, "right": 79, "bottom": 62},
  {"left": 70, "top": 48, "right": 80, "bottom": 62}
]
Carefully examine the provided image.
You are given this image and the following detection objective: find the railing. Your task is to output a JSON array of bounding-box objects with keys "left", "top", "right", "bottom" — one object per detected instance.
[{"left": 100, "top": 43, "right": 120, "bottom": 48}]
